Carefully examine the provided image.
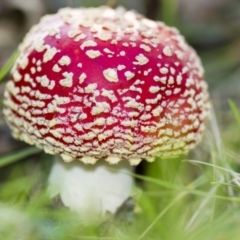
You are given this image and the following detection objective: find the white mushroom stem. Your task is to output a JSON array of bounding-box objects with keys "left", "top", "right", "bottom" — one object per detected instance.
[{"left": 48, "top": 156, "right": 134, "bottom": 220}]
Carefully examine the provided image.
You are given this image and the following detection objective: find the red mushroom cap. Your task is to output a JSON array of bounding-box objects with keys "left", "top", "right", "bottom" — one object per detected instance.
[{"left": 3, "top": 7, "right": 210, "bottom": 165}]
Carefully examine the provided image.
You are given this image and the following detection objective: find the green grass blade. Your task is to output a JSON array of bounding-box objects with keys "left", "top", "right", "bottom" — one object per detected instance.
[
  {"left": 184, "top": 159, "right": 240, "bottom": 177},
  {"left": 0, "top": 147, "right": 42, "bottom": 168},
  {"left": 161, "top": 0, "right": 178, "bottom": 26},
  {"left": 138, "top": 191, "right": 187, "bottom": 240},
  {"left": 130, "top": 172, "right": 240, "bottom": 203},
  {"left": 228, "top": 100, "right": 240, "bottom": 129},
  {"left": 211, "top": 182, "right": 240, "bottom": 191},
  {"left": 0, "top": 51, "right": 18, "bottom": 82}
]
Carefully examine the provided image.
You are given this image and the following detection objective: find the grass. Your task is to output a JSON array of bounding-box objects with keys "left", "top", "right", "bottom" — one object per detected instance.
[
  {"left": 0, "top": 147, "right": 42, "bottom": 168},
  {"left": 0, "top": 51, "right": 18, "bottom": 83},
  {"left": 161, "top": 0, "right": 178, "bottom": 27},
  {"left": 0, "top": 107, "right": 240, "bottom": 239}
]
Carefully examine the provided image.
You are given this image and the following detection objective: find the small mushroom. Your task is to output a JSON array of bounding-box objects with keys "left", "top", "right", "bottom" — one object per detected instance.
[{"left": 3, "top": 7, "right": 210, "bottom": 220}]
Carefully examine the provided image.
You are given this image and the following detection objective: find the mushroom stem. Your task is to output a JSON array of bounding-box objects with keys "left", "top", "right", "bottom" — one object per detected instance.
[{"left": 48, "top": 156, "right": 134, "bottom": 220}]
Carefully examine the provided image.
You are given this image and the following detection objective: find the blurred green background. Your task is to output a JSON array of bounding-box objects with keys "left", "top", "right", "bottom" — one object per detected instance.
[{"left": 0, "top": 0, "right": 240, "bottom": 239}]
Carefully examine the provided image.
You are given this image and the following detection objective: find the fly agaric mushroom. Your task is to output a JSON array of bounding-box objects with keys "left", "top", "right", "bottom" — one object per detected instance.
[{"left": 3, "top": 7, "right": 210, "bottom": 219}]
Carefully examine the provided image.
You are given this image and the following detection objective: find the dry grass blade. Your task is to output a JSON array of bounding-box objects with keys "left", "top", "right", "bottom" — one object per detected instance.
[{"left": 185, "top": 160, "right": 240, "bottom": 178}]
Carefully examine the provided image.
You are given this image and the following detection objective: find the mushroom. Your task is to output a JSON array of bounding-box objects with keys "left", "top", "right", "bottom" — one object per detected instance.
[{"left": 3, "top": 7, "right": 210, "bottom": 220}]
